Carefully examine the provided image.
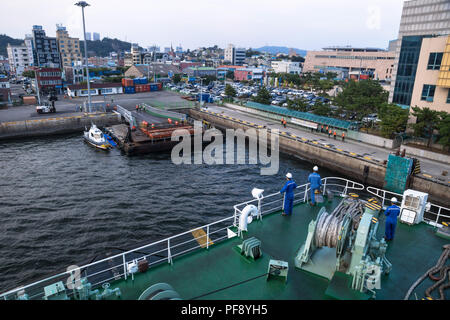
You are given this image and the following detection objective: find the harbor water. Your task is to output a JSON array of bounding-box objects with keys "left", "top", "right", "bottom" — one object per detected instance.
[{"left": 0, "top": 133, "right": 343, "bottom": 292}]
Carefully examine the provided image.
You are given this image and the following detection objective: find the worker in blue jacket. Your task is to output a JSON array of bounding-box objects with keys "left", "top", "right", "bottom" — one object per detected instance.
[
  {"left": 280, "top": 173, "right": 297, "bottom": 216},
  {"left": 384, "top": 197, "right": 401, "bottom": 241},
  {"left": 308, "top": 166, "right": 322, "bottom": 206}
]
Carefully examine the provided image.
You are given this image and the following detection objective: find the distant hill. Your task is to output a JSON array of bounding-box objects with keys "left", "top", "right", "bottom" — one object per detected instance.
[
  {"left": 81, "top": 37, "right": 140, "bottom": 57},
  {"left": 0, "top": 34, "right": 24, "bottom": 57},
  {"left": 0, "top": 34, "right": 138, "bottom": 58},
  {"left": 254, "top": 46, "right": 307, "bottom": 57}
]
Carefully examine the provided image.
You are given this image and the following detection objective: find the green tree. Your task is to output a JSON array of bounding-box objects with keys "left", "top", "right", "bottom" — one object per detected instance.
[
  {"left": 378, "top": 103, "right": 409, "bottom": 138},
  {"left": 172, "top": 73, "right": 182, "bottom": 84},
  {"left": 226, "top": 70, "right": 234, "bottom": 80},
  {"left": 437, "top": 112, "right": 450, "bottom": 148},
  {"left": 333, "top": 79, "right": 388, "bottom": 121},
  {"left": 410, "top": 106, "right": 441, "bottom": 147},
  {"left": 253, "top": 86, "right": 272, "bottom": 105},
  {"left": 287, "top": 97, "right": 309, "bottom": 112},
  {"left": 311, "top": 101, "right": 331, "bottom": 116},
  {"left": 224, "top": 84, "right": 237, "bottom": 97},
  {"left": 410, "top": 106, "right": 443, "bottom": 147},
  {"left": 22, "top": 70, "right": 35, "bottom": 78}
]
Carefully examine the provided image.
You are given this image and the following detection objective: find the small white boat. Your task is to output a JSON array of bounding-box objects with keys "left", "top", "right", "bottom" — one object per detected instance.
[{"left": 84, "top": 124, "right": 112, "bottom": 150}]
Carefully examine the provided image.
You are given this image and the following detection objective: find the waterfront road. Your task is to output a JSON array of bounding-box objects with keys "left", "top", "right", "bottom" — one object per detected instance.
[
  {"left": 205, "top": 105, "right": 450, "bottom": 184},
  {"left": 0, "top": 90, "right": 190, "bottom": 123}
]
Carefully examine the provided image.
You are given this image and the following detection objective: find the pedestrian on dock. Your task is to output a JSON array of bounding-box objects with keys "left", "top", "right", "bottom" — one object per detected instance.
[
  {"left": 342, "top": 132, "right": 345, "bottom": 142},
  {"left": 384, "top": 198, "right": 401, "bottom": 241},
  {"left": 280, "top": 173, "right": 297, "bottom": 216},
  {"left": 333, "top": 131, "right": 337, "bottom": 140},
  {"left": 308, "top": 166, "right": 322, "bottom": 206},
  {"left": 328, "top": 129, "right": 331, "bottom": 138}
]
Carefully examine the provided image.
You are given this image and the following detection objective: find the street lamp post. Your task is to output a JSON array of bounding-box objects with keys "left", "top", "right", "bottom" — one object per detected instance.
[{"left": 75, "top": 1, "right": 92, "bottom": 113}]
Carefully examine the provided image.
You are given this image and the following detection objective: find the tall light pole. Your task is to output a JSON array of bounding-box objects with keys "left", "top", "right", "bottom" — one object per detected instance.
[{"left": 75, "top": 1, "right": 92, "bottom": 113}]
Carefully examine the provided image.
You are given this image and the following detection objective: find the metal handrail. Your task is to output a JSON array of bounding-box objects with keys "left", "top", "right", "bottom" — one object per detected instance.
[
  {"left": 0, "top": 177, "right": 364, "bottom": 300},
  {"left": 366, "top": 186, "right": 450, "bottom": 226}
]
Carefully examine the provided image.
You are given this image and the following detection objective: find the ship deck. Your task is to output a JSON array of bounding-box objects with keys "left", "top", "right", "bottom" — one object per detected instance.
[{"left": 106, "top": 197, "right": 449, "bottom": 300}]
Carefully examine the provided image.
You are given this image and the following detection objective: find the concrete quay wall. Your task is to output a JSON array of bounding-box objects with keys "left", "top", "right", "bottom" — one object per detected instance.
[
  {"left": 0, "top": 113, "right": 122, "bottom": 140},
  {"left": 190, "top": 109, "right": 450, "bottom": 206}
]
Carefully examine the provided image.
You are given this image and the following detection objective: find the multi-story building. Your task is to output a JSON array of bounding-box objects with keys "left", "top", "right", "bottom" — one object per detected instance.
[
  {"left": 85, "top": 32, "right": 92, "bottom": 41},
  {"left": 131, "top": 44, "right": 142, "bottom": 65},
  {"left": 234, "top": 68, "right": 265, "bottom": 82},
  {"left": 389, "top": 0, "right": 450, "bottom": 107},
  {"left": 224, "top": 44, "right": 246, "bottom": 66},
  {"left": 93, "top": 33, "right": 100, "bottom": 41},
  {"left": 183, "top": 67, "right": 217, "bottom": 78},
  {"left": 409, "top": 35, "right": 450, "bottom": 117},
  {"left": 33, "top": 67, "right": 63, "bottom": 94},
  {"left": 64, "top": 61, "right": 85, "bottom": 85},
  {"left": 7, "top": 36, "right": 34, "bottom": 76},
  {"left": 0, "top": 77, "right": 11, "bottom": 105},
  {"left": 303, "top": 46, "right": 395, "bottom": 80},
  {"left": 32, "top": 25, "right": 61, "bottom": 68},
  {"left": 56, "top": 25, "right": 82, "bottom": 69},
  {"left": 271, "top": 61, "right": 302, "bottom": 74}
]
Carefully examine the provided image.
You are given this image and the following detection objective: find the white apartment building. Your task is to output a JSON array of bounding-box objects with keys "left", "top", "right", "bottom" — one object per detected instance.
[
  {"left": 7, "top": 36, "right": 34, "bottom": 76},
  {"left": 224, "top": 44, "right": 246, "bottom": 66},
  {"left": 271, "top": 60, "right": 302, "bottom": 74}
]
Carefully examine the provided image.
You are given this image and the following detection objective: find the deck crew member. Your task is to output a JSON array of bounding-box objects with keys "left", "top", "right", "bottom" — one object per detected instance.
[
  {"left": 384, "top": 197, "right": 401, "bottom": 241},
  {"left": 280, "top": 173, "right": 297, "bottom": 216},
  {"left": 308, "top": 166, "right": 322, "bottom": 206}
]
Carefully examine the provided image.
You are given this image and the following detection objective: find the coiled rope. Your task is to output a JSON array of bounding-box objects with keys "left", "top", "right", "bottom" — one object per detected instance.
[
  {"left": 404, "top": 244, "right": 450, "bottom": 300},
  {"left": 315, "top": 198, "right": 364, "bottom": 248}
]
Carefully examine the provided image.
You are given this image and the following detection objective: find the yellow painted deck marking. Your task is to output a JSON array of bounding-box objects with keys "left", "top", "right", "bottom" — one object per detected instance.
[
  {"left": 423, "top": 174, "right": 433, "bottom": 178},
  {"left": 364, "top": 156, "right": 372, "bottom": 160},
  {"left": 350, "top": 152, "right": 357, "bottom": 156},
  {"left": 336, "top": 148, "right": 343, "bottom": 152},
  {"left": 291, "top": 134, "right": 297, "bottom": 138},
  {"left": 301, "top": 138, "right": 308, "bottom": 141},
  {"left": 191, "top": 228, "right": 214, "bottom": 248},
  {"left": 325, "top": 145, "right": 331, "bottom": 148},
  {"left": 312, "top": 141, "right": 318, "bottom": 144}
]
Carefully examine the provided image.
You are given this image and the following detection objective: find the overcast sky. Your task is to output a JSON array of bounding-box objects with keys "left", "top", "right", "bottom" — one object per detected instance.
[{"left": 1, "top": 0, "right": 405, "bottom": 50}]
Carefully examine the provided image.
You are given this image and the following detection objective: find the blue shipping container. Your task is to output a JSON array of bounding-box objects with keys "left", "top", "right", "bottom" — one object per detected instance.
[{"left": 124, "top": 86, "right": 135, "bottom": 94}]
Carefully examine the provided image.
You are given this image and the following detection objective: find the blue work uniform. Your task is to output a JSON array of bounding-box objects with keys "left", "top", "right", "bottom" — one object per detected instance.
[
  {"left": 384, "top": 205, "right": 400, "bottom": 240},
  {"left": 280, "top": 180, "right": 298, "bottom": 215},
  {"left": 308, "top": 172, "right": 322, "bottom": 204}
]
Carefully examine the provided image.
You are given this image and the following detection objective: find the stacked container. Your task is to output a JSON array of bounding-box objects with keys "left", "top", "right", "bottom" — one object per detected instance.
[
  {"left": 122, "top": 78, "right": 135, "bottom": 94},
  {"left": 135, "top": 84, "right": 151, "bottom": 93}
]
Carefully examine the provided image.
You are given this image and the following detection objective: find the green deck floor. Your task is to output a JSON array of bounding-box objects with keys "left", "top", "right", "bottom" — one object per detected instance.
[{"left": 107, "top": 197, "right": 449, "bottom": 300}]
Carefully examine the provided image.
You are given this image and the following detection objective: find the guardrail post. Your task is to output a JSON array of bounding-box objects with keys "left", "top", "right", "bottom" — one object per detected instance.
[
  {"left": 435, "top": 207, "right": 441, "bottom": 225},
  {"left": 323, "top": 179, "right": 327, "bottom": 196},
  {"left": 206, "top": 225, "right": 210, "bottom": 249},
  {"left": 304, "top": 184, "right": 308, "bottom": 203},
  {"left": 122, "top": 254, "right": 127, "bottom": 280},
  {"left": 167, "top": 239, "right": 173, "bottom": 265}
]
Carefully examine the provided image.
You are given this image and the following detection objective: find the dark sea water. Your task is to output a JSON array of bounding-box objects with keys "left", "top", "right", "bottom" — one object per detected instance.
[{"left": 0, "top": 133, "right": 343, "bottom": 292}]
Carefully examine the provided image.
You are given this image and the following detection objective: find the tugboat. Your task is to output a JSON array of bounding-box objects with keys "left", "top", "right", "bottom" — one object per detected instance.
[{"left": 83, "top": 124, "right": 112, "bottom": 150}]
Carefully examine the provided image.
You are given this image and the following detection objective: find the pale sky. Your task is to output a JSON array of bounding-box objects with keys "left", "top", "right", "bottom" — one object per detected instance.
[{"left": 0, "top": 0, "right": 405, "bottom": 50}]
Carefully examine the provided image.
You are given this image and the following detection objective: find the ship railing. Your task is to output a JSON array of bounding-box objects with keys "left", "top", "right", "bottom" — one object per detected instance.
[
  {"left": 0, "top": 178, "right": 374, "bottom": 300},
  {"left": 0, "top": 214, "right": 237, "bottom": 300},
  {"left": 232, "top": 177, "right": 365, "bottom": 226},
  {"left": 366, "top": 186, "right": 450, "bottom": 227}
]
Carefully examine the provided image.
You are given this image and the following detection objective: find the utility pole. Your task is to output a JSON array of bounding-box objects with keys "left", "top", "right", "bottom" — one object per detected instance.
[{"left": 76, "top": 1, "right": 92, "bottom": 113}]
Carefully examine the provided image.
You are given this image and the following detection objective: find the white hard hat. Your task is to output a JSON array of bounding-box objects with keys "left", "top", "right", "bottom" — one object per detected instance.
[
  {"left": 286, "top": 173, "right": 292, "bottom": 179},
  {"left": 391, "top": 197, "right": 398, "bottom": 203},
  {"left": 313, "top": 166, "right": 319, "bottom": 172}
]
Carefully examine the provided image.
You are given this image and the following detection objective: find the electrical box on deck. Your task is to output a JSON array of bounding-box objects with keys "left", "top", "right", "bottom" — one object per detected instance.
[{"left": 400, "top": 190, "right": 428, "bottom": 225}]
